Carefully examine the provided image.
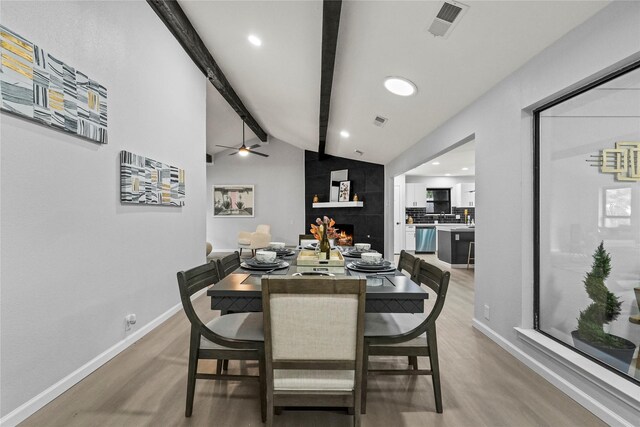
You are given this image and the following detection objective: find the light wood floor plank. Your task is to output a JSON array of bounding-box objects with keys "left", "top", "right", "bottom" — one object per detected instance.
[{"left": 19, "top": 254, "right": 605, "bottom": 426}]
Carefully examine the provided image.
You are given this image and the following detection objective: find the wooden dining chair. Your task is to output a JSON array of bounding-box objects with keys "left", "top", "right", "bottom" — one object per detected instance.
[
  {"left": 361, "top": 260, "right": 450, "bottom": 414},
  {"left": 262, "top": 275, "right": 367, "bottom": 426},
  {"left": 397, "top": 249, "right": 420, "bottom": 281},
  {"left": 177, "top": 262, "right": 266, "bottom": 421},
  {"left": 217, "top": 251, "right": 241, "bottom": 278}
]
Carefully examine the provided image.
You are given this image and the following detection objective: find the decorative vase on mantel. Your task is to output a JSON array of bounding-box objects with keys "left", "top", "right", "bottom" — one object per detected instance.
[{"left": 319, "top": 226, "right": 331, "bottom": 260}]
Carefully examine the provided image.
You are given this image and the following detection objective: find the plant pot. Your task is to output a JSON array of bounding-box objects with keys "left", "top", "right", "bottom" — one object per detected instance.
[{"left": 571, "top": 330, "right": 636, "bottom": 373}]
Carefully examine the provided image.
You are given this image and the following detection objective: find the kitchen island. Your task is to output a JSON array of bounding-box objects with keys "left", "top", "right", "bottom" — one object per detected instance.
[{"left": 437, "top": 227, "right": 475, "bottom": 268}]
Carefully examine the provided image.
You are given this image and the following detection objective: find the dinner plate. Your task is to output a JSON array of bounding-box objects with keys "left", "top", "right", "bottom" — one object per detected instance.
[
  {"left": 346, "top": 263, "right": 396, "bottom": 273},
  {"left": 241, "top": 261, "right": 290, "bottom": 271},
  {"left": 244, "top": 258, "right": 282, "bottom": 268},
  {"left": 270, "top": 249, "right": 295, "bottom": 257},
  {"left": 353, "top": 260, "right": 392, "bottom": 270},
  {"left": 342, "top": 249, "right": 377, "bottom": 258}
]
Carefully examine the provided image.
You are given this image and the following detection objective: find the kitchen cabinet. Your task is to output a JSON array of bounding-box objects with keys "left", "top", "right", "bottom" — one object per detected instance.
[
  {"left": 451, "top": 183, "right": 475, "bottom": 207},
  {"left": 405, "top": 183, "right": 427, "bottom": 207},
  {"left": 405, "top": 225, "right": 416, "bottom": 251}
]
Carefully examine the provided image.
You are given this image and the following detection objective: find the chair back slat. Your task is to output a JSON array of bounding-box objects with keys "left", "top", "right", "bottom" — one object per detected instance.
[
  {"left": 217, "top": 251, "right": 241, "bottom": 278},
  {"left": 415, "top": 260, "right": 445, "bottom": 293},
  {"left": 397, "top": 250, "right": 420, "bottom": 280},
  {"left": 181, "top": 262, "right": 221, "bottom": 296}
]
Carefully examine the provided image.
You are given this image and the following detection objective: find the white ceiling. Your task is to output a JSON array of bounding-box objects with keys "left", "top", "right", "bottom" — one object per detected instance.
[
  {"left": 180, "top": 0, "right": 608, "bottom": 162},
  {"left": 405, "top": 139, "right": 475, "bottom": 177}
]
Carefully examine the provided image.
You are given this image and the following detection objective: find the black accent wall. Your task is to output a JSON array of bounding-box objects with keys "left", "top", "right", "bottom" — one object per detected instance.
[{"left": 305, "top": 151, "right": 385, "bottom": 252}]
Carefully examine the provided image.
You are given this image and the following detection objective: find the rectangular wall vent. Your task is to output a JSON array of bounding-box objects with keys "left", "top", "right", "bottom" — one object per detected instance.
[
  {"left": 373, "top": 115, "right": 388, "bottom": 127},
  {"left": 437, "top": 2, "right": 462, "bottom": 23},
  {"left": 428, "top": 1, "right": 469, "bottom": 39}
]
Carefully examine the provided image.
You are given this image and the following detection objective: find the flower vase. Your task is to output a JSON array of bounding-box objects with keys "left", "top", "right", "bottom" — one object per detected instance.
[{"left": 319, "top": 231, "right": 330, "bottom": 260}]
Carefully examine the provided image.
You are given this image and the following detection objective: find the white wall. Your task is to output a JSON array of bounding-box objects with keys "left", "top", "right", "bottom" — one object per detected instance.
[
  {"left": 384, "top": 2, "right": 640, "bottom": 424},
  {"left": 207, "top": 138, "right": 305, "bottom": 250},
  {"left": 0, "top": 1, "right": 206, "bottom": 421}
]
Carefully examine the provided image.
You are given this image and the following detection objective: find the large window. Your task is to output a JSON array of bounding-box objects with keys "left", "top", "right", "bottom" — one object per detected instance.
[{"left": 534, "top": 61, "right": 640, "bottom": 383}]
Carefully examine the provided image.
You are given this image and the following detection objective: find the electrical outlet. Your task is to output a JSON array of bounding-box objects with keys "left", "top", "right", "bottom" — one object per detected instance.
[
  {"left": 484, "top": 304, "right": 490, "bottom": 320},
  {"left": 125, "top": 314, "right": 137, "bottom": 332}
]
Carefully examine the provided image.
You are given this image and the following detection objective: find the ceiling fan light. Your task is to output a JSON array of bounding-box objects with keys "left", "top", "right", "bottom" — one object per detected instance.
[
  {"left": 384, "top": 77, "right": 417, "bottom": 96},
  {"left": 238, "top": 148, "right": 249, "bottom": 157}
]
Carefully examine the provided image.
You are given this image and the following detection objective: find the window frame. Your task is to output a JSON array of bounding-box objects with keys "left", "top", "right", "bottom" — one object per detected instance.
[{"left": 533, "top": 59, "right": 640, "bottom": 383}]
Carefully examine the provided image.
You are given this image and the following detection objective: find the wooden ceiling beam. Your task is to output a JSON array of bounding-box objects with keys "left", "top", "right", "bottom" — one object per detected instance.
[
  {"left": 318, "top": 0, "right": 342, "bottom": 159},
  {"left": 147, "top": 0, "right": 268, "bottom": 141}
]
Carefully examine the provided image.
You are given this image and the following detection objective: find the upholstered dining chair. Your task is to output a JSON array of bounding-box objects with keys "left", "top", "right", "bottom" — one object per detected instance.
[
  {"left": 238, "top": 224, "right": 271, "bottom": 256},
  {"left": 299, "top": 234, "right": 335, "bottom": 247},
  {"left": 397, "top": 250, "right": 420, "bottom": 281},
  {"left": 262, "top": 275, "right": 367, "bottom": 426},
  {"left": 298, "top": 234, "right": 317, "bottom": 247},
  {"left": 217, "top": 251, "right": 241, "bottom": 278},
  {"left": 361, "top": 260, "right": 450, "bottom": 414},
  {"left": 176, "top": 262, "right": 266, "bottom": 421}
]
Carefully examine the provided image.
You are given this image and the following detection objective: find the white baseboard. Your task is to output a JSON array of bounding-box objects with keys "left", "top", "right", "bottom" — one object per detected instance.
[
  {"left": 0, "top": 290, "right": 205, "bottom": 427},
  {"left": 472, "top": 319, "right": 637, "bottom": 427}
]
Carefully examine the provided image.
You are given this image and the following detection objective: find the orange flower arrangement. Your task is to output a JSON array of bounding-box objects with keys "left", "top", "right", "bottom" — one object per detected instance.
[{"left": 310, "top": 216, "right": 340, "bottom": 240}]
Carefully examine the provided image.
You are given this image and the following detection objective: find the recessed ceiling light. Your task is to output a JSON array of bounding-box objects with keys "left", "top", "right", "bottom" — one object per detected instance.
[
  {"left": 340, "top": 130, "right": 350, "bottom": 138},
  {"left": 248, "top": 34, "right": 262, "bottom": 47},
  {"left": 432, "top": 162, "right": 440, "bottom": 165},
  {"left": 461, "top": 167, "right": 469, "bottom": 171},
  {"left": 445, "top": 173, "right": 451, "bottom": 176},
  {"left": 383, "top": 76, "right": 417, "bottom": 96}
]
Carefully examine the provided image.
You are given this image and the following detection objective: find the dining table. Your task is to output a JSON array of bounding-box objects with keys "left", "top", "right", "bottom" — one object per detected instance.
[{"left": 207, "top": 248, "right": 429, "bottom": 314}]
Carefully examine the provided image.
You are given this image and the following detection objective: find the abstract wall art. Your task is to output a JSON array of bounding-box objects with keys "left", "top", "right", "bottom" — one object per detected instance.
[
  {"left": 120, "top": 151, "right": 185, "bottom": 206},
  {"left": 0, "top": 24, "right": 108, "bottom": 143},
  {"left": 213, "top": 185, "right": 254, "bottom": 217}
]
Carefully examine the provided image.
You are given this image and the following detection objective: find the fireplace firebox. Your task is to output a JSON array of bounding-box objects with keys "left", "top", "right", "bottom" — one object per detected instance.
[{"left": 334, "top": 224, "right": 353, "bottom": 246}]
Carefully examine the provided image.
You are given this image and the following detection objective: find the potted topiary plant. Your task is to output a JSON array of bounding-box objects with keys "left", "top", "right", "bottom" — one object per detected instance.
[{"left": 571, "top": 242, "right": 636, "bottom": 372}]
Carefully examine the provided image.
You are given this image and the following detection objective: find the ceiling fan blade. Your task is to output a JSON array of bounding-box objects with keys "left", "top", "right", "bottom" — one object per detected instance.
[
  {"left": 246, "top": 144, "right": 261, "bottom": 150},
  {"left": 216, "top": 145, "right": 239, "bottom": 149},
  {"left": 229, "top": 151, "right": 238, "bottom": 156},
  {"left": 248, "top": 150, "right": 269, "bottom": 158}
]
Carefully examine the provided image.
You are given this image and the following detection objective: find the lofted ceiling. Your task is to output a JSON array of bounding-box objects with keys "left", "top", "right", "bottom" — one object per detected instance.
[{"left": 179, "top": 0, "right": 608, "bottom": 163}]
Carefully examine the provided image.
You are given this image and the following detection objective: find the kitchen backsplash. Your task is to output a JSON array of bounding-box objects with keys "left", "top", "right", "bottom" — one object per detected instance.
[{"left": 406, "top": 207, "right": 475, "bottom": 224}]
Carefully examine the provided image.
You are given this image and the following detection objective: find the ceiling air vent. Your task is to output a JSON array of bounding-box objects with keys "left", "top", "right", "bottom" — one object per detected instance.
[
  {"left": 428, "top": 1, "right": 469, "bottom": 39},
  {"left": 373, "top": 115, "right": 388, "bottom": 127}
]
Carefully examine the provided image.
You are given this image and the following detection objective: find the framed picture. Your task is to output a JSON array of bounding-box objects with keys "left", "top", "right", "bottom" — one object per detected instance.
[
  {"left": 120, "top": 151, "right": 185, "bottom": 206},
  {"left": 330, "top": 169, "right": 348, "bottom": 202},
  {"left": 213, "top": 185, "right": 254, "bottom": 217},
  {"left": 338, "top": 180, "right": 351, "bottom": 202}
]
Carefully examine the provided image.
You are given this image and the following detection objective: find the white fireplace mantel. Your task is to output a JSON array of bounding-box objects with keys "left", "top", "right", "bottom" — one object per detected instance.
[{"left": 312, "top": 201, "right": 364, "bottom": 208}]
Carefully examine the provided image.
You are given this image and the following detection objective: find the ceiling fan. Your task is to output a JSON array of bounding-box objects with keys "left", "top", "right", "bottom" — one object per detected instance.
[{"left": 216, "top": 119, "right": 269, "bottom": 158}]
